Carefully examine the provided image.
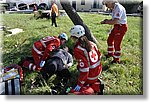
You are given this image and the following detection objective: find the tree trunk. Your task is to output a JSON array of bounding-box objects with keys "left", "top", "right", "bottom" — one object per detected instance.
[{"left": 60, "top": 0, "right": 98, "bottom": 44}]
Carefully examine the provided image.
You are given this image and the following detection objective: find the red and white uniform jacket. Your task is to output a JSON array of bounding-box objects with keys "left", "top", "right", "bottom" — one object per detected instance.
[
  {"left": 74, "top": 41, "right": 102, "bottom": 87},
  {"left": 32, "top": 36, "right": 60, "bottom": 61}
]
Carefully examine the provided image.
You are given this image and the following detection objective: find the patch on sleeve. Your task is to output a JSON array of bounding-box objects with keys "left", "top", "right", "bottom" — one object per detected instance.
[
  {"left": 79, "top": 62, "right": 84, "bottom": 67},
  {"left": 52, "top": 45, "right": 56, "bottom": 49}
]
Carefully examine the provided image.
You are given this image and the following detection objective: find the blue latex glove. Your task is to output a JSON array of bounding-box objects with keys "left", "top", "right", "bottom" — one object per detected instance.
[
  {"left": 74, "top": 85, "right": 81, "bottom": 92},
  {"left": 40, "top": 60, "right": 45, "bottom": 68}
]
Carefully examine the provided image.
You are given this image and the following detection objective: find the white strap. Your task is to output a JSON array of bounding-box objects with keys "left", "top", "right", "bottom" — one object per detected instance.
[
  {"left": 40, "top": 40, "right": 47, "bottom": 48},
  {"left": 32, "top": 65, "right": 36, "bottom": 71},
  {"left": 29, "top": 63, "right": 33, "bottom": 70},
  {"left": 33, "top": 45, "right": 43, "bottom": 55}
]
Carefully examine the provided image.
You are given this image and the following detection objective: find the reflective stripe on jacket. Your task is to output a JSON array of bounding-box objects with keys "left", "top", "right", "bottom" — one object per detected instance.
[{"left": 74, "top": 41, "right": 102, "bottom": 86}]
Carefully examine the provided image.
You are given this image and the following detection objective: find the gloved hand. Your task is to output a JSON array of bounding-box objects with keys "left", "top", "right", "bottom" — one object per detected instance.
[
  {"left": 74, "top": 85, "right": 81, "bottom": 92},
  {"left": 100, "top": 19, "right": 108, "bottom": 24},
  {"left": 40, "top": 60, "right": 45, "bottom": 68}
]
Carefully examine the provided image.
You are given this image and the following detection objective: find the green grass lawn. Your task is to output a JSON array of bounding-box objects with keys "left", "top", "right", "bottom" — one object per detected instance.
[{"left": 1, "top": 12, "right": 143, "bottom": 95}]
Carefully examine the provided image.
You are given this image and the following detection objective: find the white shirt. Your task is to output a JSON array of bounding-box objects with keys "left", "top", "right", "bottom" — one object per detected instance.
[{"left": 112, "top": 3, "right": 127, "bottom": 24}]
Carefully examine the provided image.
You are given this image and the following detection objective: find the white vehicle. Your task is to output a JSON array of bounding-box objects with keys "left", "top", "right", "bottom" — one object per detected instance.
[{"left": 9, "top": 6, "right": 19, "bottom": 11}]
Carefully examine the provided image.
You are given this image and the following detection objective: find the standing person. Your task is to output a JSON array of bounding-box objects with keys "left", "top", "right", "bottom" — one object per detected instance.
[
  {"left": 50, "top": 2, "right": 59, "bottom": 27},
  {"left": 33, "top": 3, "right": 38, "bottom": 17},
  {"left": 18, "top": 33, "right": 68, "bottom": 71},
  {"left": 69, "top": 25, "right": 104, "bottom": 95},
  {"left": 100, "top": 0, "right": 128, "bottom": 64}
]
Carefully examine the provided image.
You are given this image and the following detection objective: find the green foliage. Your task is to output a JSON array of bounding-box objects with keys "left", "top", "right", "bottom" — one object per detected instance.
[{"left": 1, "top": 13, "right": 143, "bottom": 95}]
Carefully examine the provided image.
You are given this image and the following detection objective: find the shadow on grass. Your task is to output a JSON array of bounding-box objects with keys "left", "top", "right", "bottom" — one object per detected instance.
[{"left": 34, "top": 25, "right": 49, "bottom": 30}]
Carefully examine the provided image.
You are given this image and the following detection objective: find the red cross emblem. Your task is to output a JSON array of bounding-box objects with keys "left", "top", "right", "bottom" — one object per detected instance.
[
  {"left": 91, "top": 51, "right": 97, "bottom": 60},
  {"left": 89, "top": 50, "right": 98, "bottom": 63}
]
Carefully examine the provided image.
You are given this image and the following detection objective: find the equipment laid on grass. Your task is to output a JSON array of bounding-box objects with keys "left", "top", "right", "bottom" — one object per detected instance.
[{"left": 0, "top": 64, "right": 23, "bottom": 95}]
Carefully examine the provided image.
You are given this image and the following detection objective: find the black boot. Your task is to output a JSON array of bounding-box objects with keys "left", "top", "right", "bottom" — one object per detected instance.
[
  {"left": 51, "top": 89, "right": 58, "bottom": 95},
  {"left": 104, "top": 54, "right": 113, "bottom": 59},
  {"left": 111, "top": 60, "right": 120, "bottom": 64},
  {"left": 98, "top": 79, "right": 104, "bottom": 95}
]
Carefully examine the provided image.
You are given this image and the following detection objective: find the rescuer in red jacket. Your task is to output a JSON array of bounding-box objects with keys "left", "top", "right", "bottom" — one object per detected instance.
[
  {"left": 19, "top": 33, "right": 68, "bottom": 71},
  {"left": 100, "top": 0, "right": 128, "bottom": 64},
  {"left": 69, "top": 25, "right": 104, "bottom": 95}
]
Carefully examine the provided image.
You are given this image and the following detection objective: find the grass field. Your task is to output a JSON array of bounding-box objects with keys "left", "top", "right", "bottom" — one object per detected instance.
[{"left": 1, "top": 12, "right": 143, "bottom": 95}]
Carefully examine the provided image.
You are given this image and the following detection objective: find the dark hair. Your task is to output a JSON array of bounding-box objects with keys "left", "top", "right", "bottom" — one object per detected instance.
[{"left": 79, "top": 36, "right": 92, "bottom": 52}]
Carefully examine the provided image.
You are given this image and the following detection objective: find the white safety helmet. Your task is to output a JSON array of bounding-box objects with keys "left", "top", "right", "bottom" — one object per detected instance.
[{"left": 70, "top": 25, "right": 85, "bottom": 38}]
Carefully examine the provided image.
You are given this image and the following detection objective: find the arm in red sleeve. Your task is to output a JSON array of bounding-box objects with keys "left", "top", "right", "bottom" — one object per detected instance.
[
  {"left": 41, "top": 38, "right": 60, "bottom": 61},
  {"left": 41, "top": 43, "right": 55, "bottom": 61},
  {"left": 74, "top": 49, "right": 89, "bottom": 87}
]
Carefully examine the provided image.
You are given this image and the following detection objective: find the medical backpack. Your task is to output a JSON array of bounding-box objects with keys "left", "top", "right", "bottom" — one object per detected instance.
[{"left": 0, "top": 64, "right": 23, "bottom": 95}]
